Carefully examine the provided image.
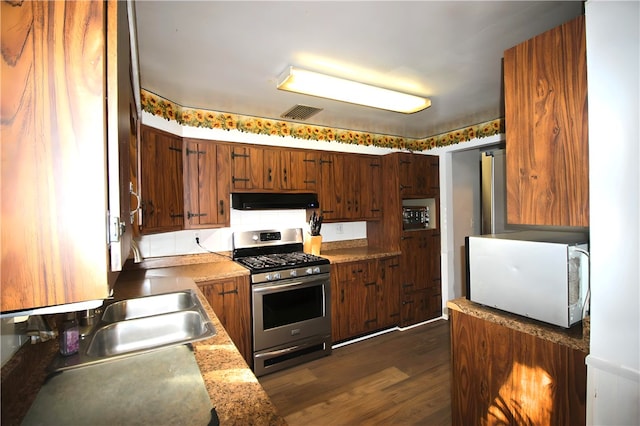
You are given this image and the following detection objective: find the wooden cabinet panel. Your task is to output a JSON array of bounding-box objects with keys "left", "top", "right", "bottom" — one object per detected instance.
[
  {"left": 199, "top": 276, "right": 252, "bottom": 366},
  {"left": 262, "top": 148, "right": 319, "bottom": 192},
  {"left": 318, "top": 153, "right": 382, "bottom": 222},
  {"left": 398, "top": 153, "right": 439, "bottom": 198},
  {"left": 504, "top": 15, "right": 588, "bottom": 227},
  {"left": 400, "top": 230, "right": 442, "bottom": 326},
  {"left": 231, "top": 145, "right": 263, "bottom": 190},
  {"left": 343, "top": 155, "right": 361, "bottom": 219},
  {"left": 183, "top": 140, "right": 230, "bottom": 228},
  {"left": 1, "top": 0, "right": 132, "bottom": 311},
  {"left": 140, "top": 126, "right": 184, "bottom": 233},
  {"left": 333, "top": 258, "right": 400, "bottom": 342},
  {"left": 361, "top": 156, "right": 383, "bottom": 219},
  {"left": 319, "top": 153, "right": 344, "bottom": 221},
  {"left": 290, "top": 150, "right": 320, "bottom": 192},
  {"left": 450, "top": 311, "right": 587, "bottom": 425},
  {"left": 262, "top": 148, "right": 283, "bottom": 191},
  {"left": 377, "top": 257, "right": 401, "bottom": 328},
  {"left": 334, "top": 261, "right": 377, "bottom": 340}
]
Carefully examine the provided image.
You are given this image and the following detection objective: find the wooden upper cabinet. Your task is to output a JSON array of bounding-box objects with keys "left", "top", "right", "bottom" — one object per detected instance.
[
  {"left": 183, "top": 140, "right": 231, "bottom": 228},
  {"left": 1, "top": 0, "right": 133, "bottom": 312},
  {"left": 398, "top": 153, "right": 439, "bottom": 198},
  {"left": 318, "top": 153, "right": 344, "bottom": 221},
  {"left": 343, "top": 155, "right": 361, "bottom": 219},
  {"left": 235, "top": 145, "right": 319, "bottom": 192},
  {"left": 360, "top": 155, "right": 383, "bottom": 219},
  {"left": 139, "top": 126, "right": 184, "bottom": 234},
  {"left": 504, "top": 15, "right": 589, "bottom": 227},
  {"left": 289, "top": 150, "right": 320, "bottom": 192},
  {"left": 231, "top": 145, "right": 264, "bottom": 190}
]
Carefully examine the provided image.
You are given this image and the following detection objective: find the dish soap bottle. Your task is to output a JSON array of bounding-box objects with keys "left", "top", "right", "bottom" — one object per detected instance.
[{"left": 59, "top": 313, "right": 79, "bottom": 356}]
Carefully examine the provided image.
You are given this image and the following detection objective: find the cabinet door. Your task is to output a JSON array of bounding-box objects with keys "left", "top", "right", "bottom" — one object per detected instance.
[
  {"left": 504, "top": 15, "right": 588, "bottom": 227},
  {"left": 400, "top": 230, "right": 440, "bottom": 326},
  {"left": 401, "top": 289, "right": 431, "bottom": 327},
  {"left": 289, "top": 150, "right": 319, "bottom": 192},
  {"left": 140, "top": 126, "right": 184, "bottom": 233},
  {"left": 1, "top": 0, "right": 118, "bottom": 311},
  {"left": 343, "top": 156, "right": 361, "bottom": 219},
  {"left": 319, "top": 153, "right": 343, "bottom": 221},
  {"left": 199, "top": 276, "right": 252, "bottom": 366},
  {"left": 377, "top": 257, "right": 401, "bottom": 328},
  {"left": 262, "top": 148, "right": 282, "bottom": 191},
  {"left": 183, "top": 140, "right": 230, "bottom": 228},
  {"left": 231, "top": 145, "right": 263, "bottom": 190},
  {"left": 425, "top": 231, "right": 442, "bottom": 319},
  {"left": 398, "top": 153, "right": 439, "bottom": 198},
  {"left": 399, "top": 232, "right": 427, "bottom": 292},
  {"left": 360, "top": 156, "right": 383, "bottom": 219},
  {"left": 107, "top": 0, "right": 135, "bottom": 273},
  {"left": 333, "top": 261, "right": 378, "bottom": 341}
]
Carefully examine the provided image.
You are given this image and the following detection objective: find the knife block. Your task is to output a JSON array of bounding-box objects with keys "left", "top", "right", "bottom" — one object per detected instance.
[{"left": 303, "top": 234, "right": 322, "bottom": 255}]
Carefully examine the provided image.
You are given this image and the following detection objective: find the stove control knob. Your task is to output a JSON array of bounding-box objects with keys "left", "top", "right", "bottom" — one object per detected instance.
[
  {"left": 313, "top": 266, "right": 321, "bottom": 274},
  {"left": 305, "top": 268, "right": 313, "bottom": 275},
  {"left": 273, "top": 272, "right": 281, "bottom": 280},
  {"left": 290, "top": 270, "right": 297, "bottom": 277},
  {"left": 265, "top": 274, "right": 272, "bottom": 281}
]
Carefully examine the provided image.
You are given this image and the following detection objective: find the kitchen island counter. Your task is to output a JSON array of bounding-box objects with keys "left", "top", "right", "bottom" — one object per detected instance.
[{"left": 447, "top": 297, "right": 589, "bottom": 353}]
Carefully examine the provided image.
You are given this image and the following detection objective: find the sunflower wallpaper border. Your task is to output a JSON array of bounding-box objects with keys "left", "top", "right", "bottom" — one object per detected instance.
[{"left": 140, "top": 89, "right": 504, "bottom": 151}]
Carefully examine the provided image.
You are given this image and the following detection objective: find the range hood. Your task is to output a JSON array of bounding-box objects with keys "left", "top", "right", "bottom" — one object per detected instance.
[{"left": 232, "top": 193, "right": 319, "bottom": 210}]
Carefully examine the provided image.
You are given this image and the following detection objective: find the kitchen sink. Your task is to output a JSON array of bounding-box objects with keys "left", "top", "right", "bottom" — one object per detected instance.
[
  {"left": 49, "top": 289, "right": 216, "bottom": 372},
  {"left": 87, "top": 310, "right": 213, "bottom": 357},
  {"left": 101, "top": 291, "right": 197, "bottom": 322}
]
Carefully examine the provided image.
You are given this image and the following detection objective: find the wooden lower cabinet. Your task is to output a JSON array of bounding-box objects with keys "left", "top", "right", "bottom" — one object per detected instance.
[
  {"left": 377, "top": 257, "right": 401, "bottom": 329},
  {"left": 400, "top": 230, "right": 442, "bottom": 326},
  {"left": 332, "top": 258, "right": 400, "bottom": 343},
  {"left": 198, "top": 276, "right": 252, "bottom": 366},
  {"left": 450, "top": 310, "right": 587, "bottom": 425}
]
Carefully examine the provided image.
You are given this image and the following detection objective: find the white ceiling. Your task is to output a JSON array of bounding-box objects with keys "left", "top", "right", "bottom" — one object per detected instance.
[{"left": 134, "top": 1, "right": 583, "bottom": 139}]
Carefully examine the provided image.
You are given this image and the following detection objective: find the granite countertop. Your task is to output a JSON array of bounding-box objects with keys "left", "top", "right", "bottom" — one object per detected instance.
[
  {"left": 113, "top": 274, "right": 286, "bottom": 425},
  {"left": 98, "top": 241, "right": 399, "bottom": 424},
  {"left": 320, "top": 245, "right": 401, "bottom": 264},
  {"left": 447, "top": 298, "right": 590, "bottom": 353}
]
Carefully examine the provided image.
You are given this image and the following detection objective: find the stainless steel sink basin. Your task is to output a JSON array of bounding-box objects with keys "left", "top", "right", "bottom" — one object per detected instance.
[
  {"left": 49, "top": 289, "right": 216, "bottom": 372},
  {"left": 101, "top": 291, "right": 196, "bottom": 322},
  {"left": 87, "top": 310, "right": 213, "bottom": 357}
]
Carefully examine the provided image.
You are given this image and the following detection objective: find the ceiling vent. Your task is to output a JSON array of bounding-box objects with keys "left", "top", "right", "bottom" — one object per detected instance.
[{"left": 280, "top": 104, "right": 323, "bottom": 121}]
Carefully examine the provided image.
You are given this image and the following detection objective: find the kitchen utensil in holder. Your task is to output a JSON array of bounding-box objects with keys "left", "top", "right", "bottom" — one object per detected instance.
[{"left": 304, "top": 234, "right": 322, "bottom": 255}]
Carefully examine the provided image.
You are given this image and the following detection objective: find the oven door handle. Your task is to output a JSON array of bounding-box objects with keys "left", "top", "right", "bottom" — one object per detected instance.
[
  {"left": 253, "top": 277, "right": 327, "bottom": 293},
  {"left": 254, "top": 340, "right": 321, "bottom": 359}
]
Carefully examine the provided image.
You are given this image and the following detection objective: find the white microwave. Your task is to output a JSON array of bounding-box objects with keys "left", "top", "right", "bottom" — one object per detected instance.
[{"left": 465, "top": 231, "right": 589, "bottom": 328}]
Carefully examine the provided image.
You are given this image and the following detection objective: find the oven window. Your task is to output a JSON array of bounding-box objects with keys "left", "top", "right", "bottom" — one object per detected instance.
[{"left": 262, "top": 285, "right": 323, "bottom": 329}]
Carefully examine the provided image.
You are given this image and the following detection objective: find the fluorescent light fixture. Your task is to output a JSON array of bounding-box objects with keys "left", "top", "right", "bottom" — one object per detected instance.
[{"left": 277, "top": 66, "right": 431, "bottom": 114}]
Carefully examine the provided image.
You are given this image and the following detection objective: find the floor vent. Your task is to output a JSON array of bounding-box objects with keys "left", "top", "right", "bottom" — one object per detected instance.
[{"left": 280, "top": 104, "right": 323, "bottom": 121}]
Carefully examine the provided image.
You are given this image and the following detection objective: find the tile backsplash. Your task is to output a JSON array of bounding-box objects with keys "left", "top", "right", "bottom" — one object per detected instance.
[{"left": 137, "top": 208, "right": 366, "bottom": 258}]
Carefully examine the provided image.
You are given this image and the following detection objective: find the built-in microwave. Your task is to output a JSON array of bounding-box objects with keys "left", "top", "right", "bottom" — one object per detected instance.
[{"left": 402, "top": 206, "right": 430, "bottom": 230}]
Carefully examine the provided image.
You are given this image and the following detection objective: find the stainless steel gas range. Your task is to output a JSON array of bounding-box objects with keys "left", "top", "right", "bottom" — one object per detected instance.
[{"left": 232, "top": 228, "right": 332, "bottom": 377}]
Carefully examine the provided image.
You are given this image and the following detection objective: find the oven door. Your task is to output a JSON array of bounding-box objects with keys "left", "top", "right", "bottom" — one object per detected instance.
[{"left": 252, "top": 273, "right": 331, "bottom": 352}]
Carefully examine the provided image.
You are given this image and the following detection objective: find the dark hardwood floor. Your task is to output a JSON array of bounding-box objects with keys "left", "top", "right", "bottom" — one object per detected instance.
[{"left": 258, "top": 319, "right": 452, "bottom": 425}]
